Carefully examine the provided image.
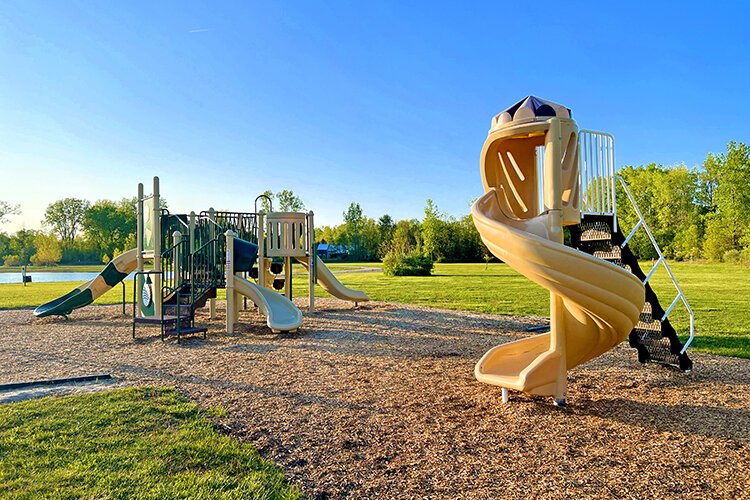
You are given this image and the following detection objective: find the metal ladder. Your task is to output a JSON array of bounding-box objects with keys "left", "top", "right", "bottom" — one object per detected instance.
[{"left": 577, "top": 130, "right": 695, "bottom": 370}]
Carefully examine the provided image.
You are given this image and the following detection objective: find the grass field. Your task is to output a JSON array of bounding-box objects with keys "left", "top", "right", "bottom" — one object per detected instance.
[
  {"left": 1, "top": 261, "right": 747, "bottom": 358},
  {"left": 0, "top": 386, "right": 300, "bottom": 499}
]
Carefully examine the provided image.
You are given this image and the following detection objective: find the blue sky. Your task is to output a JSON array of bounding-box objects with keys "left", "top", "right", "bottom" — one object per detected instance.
[{"left": 1, "top": 1, "right": 749, "bottom": 232}]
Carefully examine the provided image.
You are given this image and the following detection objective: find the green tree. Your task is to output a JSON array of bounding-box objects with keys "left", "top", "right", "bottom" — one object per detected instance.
[
  {"left": 343, "top": 202, "right": 364, "bottom": 257},
  {"left": 44, "top": 198, "right": 90, "bottom": 244},
  {"left": 702, "top": 142, "right": 750, "bottom": 260},
  {"left": 377, "top": 214, "right": 395, "bottom": 257},
  {"left": 256, "top": 190, "right": 274, "bottom": 212},
  {"left": 389, "top": 219, "right": 422, "bottom": 255},
  {"left": 7, "top": 229, "right": 38, "bottom": 265},
  {"left": 0, "top": 232, "right": 10, "bottom": 261},
  {"left": 316, "top": 225, "right": 346, "bottom": 245},
  {"left": 83, "top": 199, "right": 135, "bottom": 261},
  {"left": 422, "top": 199, "right": 452, "bottom": 261},
  {"left": 276, "top": 189, "right": 306, "bottom": 212},
  {"left": 359, "top": 218, "right": 382, "bottom": 261},
  {"left": 616, "top": 164, "right": 703, "bottom": 260},
  {"left": 31, "top": 232, "right": 63, "bottom": 266},
  {"left": 0, "top": 200, "right": 20, "bottom": 225}
]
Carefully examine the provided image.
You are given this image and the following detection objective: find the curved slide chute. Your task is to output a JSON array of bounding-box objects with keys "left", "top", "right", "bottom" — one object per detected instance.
[
  {"left": 232, "top": 275, "right": 303, "bottom": 332},
  {"left": 295, "top": 255, "right": 369, "bottom": 303},
  {"left": 473, "top": 190, "right": 644, "bottom": 395},
  {"left": 34, "top": 248, "right": 138, "bottom": 318}
]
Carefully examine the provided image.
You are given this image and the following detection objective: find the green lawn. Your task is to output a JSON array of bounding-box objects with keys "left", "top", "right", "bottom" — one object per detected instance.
[
  {"left": 0, "top": 386, "right": 300, "bottom": 499},
  {"left": 2, "top": 261, "right": 748, "bottom": 358}
]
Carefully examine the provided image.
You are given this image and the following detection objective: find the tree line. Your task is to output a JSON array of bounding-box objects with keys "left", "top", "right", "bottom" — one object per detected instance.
[
  {"left": 1, "top": 141, "right": 748, "bottom": 267},
  {"left": 615, "top": 141, "right": 750, "bottom": 264},
  {"left": 315, "top": 199, "right": 488, "bottom": 263},
  {"left": 0, "top": 197, "right": 144, "bottom": 266}
]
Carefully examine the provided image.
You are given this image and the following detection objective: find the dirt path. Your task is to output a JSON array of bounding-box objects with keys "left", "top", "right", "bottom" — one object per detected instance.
[{"left": 1, "top": 301, "right": 748, "bottom": 498}]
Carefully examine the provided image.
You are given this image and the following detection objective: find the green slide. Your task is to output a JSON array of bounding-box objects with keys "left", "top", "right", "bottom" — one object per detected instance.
[{"left": 34, "top": 249, "right": 138, "bottom": 318}]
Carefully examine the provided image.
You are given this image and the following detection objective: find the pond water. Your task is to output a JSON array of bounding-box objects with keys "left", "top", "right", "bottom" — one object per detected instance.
[{"left": 0, "top": 272, "right": 136, "bottom": 285}]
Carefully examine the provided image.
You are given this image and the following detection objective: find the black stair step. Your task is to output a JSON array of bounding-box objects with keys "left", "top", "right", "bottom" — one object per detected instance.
[
  {"left": 164, "top": 326, "right": 207, "bottom": 336},
  {"left": 635, "top": 319, "right": 662, "bottom": 332},
  {"left": 593, "top": 248, "right": 622, "bottom": 260},
  {"left": 569, "top": 213, "right": 693, "bottom": 372},
  {"left": 579, "top": 221, "right": 613, "bottom": 241},
  {"left": 134, "top": 315, "right": 187, "bottom": 325}
]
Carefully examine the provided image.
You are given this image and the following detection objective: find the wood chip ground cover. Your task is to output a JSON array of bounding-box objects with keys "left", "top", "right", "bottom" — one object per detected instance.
[{"left": 1, "top": 301, "right": 748, "bottom": 498}]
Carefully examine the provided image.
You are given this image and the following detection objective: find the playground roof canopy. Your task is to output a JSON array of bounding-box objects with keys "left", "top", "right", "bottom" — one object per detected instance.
[{"left": 492, "top": 96, "right": 572, "bottom": 130}]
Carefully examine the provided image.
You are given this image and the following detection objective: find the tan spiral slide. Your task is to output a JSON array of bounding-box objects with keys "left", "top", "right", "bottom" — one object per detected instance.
[{"left": 472, "top": 97, "right": 644, "bottom": 404}]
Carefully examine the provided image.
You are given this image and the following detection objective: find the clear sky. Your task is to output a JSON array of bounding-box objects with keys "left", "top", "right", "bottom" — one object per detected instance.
[{"left": 1, "top": 1, "right": 748, "bottom": 232}]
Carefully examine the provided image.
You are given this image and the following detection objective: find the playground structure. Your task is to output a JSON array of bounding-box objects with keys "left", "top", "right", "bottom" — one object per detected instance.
[
  {"left": 35, "top": 177, "right": 369, "bottom": 339},
  {"left": 472, "top": 96, "right": 694, "bottom": 405}
]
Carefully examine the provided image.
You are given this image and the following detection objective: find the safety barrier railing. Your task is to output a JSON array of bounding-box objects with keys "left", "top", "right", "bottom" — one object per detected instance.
[
  {"left": 203, "top": 211, "right": 257, "bottom": 243},
  {"left": 617, "top": 176, "right": 695, "bottom": 353},
  {"left": 579, "top": 130, "right": 617, "bottom": 231},
  {"left": 265, "top": 212, "right": 308, "bottom": 258},
  {"left": 161, "top": 210, "right": 190, "bottom": 253},
  {"left": 160, "top": 234, "right": 190, "bottom": 303},
  {"left": 191, "top": 235, "right": 224, "bottom": 304}
]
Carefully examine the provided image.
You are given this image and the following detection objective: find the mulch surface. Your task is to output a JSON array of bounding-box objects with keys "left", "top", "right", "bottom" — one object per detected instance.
[{"left": 1, "top": 300, "right": 748, "bottom": 498}]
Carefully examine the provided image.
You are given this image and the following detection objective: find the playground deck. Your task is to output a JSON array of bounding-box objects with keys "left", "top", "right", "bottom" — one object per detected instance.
[{"left": 1, "top": 301, "right": 748, "bottom": 498}]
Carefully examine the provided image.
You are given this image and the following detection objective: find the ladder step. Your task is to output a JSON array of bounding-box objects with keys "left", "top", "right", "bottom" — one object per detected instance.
[
  {"left": 593, "top": 248, "right": 622, "bottom": 260},
  {"left": 164, "top": 327, "right": 208, "bottom": 336},
  {"left": 636, "top": 320, "right": 661, "bottom": 332}
]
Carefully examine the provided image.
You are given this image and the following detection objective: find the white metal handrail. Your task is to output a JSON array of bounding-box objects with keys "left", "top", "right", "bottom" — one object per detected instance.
[
  {"left": 579, "top": 130, "right": 617, "bottom": 231},
  {"left": 617, "top": 176, "right": 695, "bottom": 353}
]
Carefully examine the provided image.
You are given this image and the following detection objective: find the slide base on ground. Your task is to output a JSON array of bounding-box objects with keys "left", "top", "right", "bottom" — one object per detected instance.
[
  {"left": 472, "top": 189, "right": 644, "bottom": 396},
  {"left": 34, "top": 249, "right": 139, "bottom": 318},
  {"left": 296, "top": 255, "right": 369, "bottom": 303},
  {"left": 232, "top": 275, "right": 303, "bottom": 332}
]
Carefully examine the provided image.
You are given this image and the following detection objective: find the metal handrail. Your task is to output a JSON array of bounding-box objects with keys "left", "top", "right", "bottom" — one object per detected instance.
[
  {"left": 191, "top": 235, "right": 224, "bottom": 303},
  {"left": 579, "top": 130, "right": 618, "bottom": 232},
  {"left": 616, "top": 176, "right": 695, "bottom": 353}
]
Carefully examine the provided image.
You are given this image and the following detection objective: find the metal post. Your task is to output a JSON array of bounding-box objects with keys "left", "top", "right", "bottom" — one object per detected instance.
[
  {"left": 189, "top": 211, "right": 196, "bottom": 253},
  {"left": 284, "top": 256, "right": 292, "bottom": 300},
  {"left": 172, "top": 231, "right": 182, "bottom": 287},
  {"left": 152, "top": 176, "right": 162, "bottom": 319},
  {"left": 208, "top": 207, "right": 216, "bottom": 319},
  {"left": 258, "top": 212, "right": 266, "bottom": 289},
  {"left": 136, "top": 183, "right": 144, "bottom": 317},
  {"left": 545, "top": 119, "right": 567, "bottom": 406},
  {"left": 225, "top": 230, "right": 235, "bottom": 333},
  {"left": 308, "top": 211, "right": 315, "bottom": 314}
]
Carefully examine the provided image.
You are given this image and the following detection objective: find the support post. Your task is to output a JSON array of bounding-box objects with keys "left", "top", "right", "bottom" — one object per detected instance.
[
  {"left": 543, "top": 118, "right": 564, "bottom": 242},
  {"left": 550, "top": 293, "right": 567, "bottom": 405},
  {"left": 208, "top": 207, "right": 216, "bottom": 319},
  {"left": 258, "top": 212, "right": 266, "bottom": 289},
  {"left": 284, "top": 256, "right": 292, "bottom": 300},
  {"left": 544, "top": 119, "right": 567, "bottom": 406},
  {"left": 172, "top": 231, "right": 182, "bottom": 291},
  {"left": 136, "top": 183, "right": 144, "bottom": 317},
  {"left": 225, "top": 230, "right": 235, "bottom": 334},
  {"left": 152, "top": 176, "right": 162, "bottom": 319},
  {"left": 308, "top": 211, "right": 315, "bottom": 314},
  {"left": 189, "top": 211, "right": 196, "bottom": 253}
]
